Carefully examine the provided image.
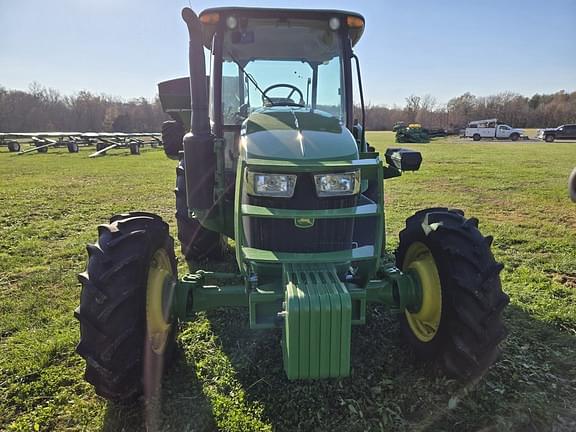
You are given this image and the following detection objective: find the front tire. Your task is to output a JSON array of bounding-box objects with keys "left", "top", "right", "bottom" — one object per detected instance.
[
  {"left": 545, "top": 134, "right": 555, "bottom": 143},
  {"left": 510, "top": 133, "right": 519, "bottom": 142},
  {"left": 175, "top": 160, "right": 225, "bottom": 261},
  {"left": 75, "top": 213, "right": 177, "bottom": 401},
  {"left": 396, "top": 208, "right": 509, "bottom": 379},
  {"left": 162, "top": 120, "right": 185, "bottom": 159}
]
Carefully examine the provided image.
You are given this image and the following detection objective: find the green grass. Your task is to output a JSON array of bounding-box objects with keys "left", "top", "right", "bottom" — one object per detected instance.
[{"left": 1, "top": 134, "right": 575, "bottom": 431}]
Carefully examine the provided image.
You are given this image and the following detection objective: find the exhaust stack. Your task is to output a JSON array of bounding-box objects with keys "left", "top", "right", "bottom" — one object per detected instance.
[{"left": 181, "top": 7, "right": 215, "bottom": 210}]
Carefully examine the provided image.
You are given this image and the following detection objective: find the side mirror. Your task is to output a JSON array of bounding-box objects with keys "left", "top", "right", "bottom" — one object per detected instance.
[
  {"left": 239, "top": 103, "right": 249, "bottom": 118},
  {"left": 385, "top": 148, "right": 422, "bottom": 171},
  {"left": 352, "top": 122, "right": 362, "bottom": 139}
]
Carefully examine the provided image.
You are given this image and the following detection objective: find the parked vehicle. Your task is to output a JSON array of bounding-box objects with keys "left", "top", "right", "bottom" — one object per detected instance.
[
  {"left": 464, "top": 119, "right": 524, "bottom": 141},
  {"left": 537, "top": 124, "right": 576, "bottom": 142}
]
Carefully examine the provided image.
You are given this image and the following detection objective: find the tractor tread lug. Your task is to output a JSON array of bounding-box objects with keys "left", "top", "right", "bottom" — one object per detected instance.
[
  {"left": 96, "top": 254, "right": 141, "bottom": 284},
  {"left": 75, "top": 307, "right": 106, "bottom": 338},
  {"left": 78, "top": 272, "right": 108, "bottom": 304},
  {"left": 96, "top": 286, "right": 138, "bottom": 323},
  {"left": 86, "top": 243, "right": 102, "bottom": 258},
  {"left": 106, "top": 230, "right": 146, "bottom": 249},
  {"left": 100, "top": 326, "right": 138, "bottom": 362}
]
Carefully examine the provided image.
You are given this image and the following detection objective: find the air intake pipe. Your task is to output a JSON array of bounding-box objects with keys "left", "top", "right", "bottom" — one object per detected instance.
[{"left": 181, "top": 7, "right": 215, "bottom": 210}]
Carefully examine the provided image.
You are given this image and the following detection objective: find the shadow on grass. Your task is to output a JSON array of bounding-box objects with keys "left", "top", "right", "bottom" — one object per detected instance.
[
  {"left": 202, "top": 302, "right": 576, "bottom": 432},
  {"left": 100, "top": 351, "right": 217, "bottom": 432},
  {"left": 98, "top": 250, "right": 576, "bottom": 431}
]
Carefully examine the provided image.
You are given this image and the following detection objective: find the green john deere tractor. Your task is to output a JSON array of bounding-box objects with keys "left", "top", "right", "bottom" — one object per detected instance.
[{"left": 75, "top": 7, "right": 509, "bottom": 401}]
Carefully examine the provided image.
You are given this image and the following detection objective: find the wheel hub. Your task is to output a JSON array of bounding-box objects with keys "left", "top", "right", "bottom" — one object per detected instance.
[
  {"left": 403, "top": 242, "right": 442, "bottom": 342},
  {"left": 146, "top": 249, "right": 175, "bottom": 354}
]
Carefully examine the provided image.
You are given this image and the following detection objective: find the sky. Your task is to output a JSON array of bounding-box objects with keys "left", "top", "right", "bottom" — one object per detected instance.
[{"left": 0, "top": 0, "right": 574, "bottom": 107}]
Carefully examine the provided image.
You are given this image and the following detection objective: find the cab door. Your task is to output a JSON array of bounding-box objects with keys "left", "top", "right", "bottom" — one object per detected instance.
[
  {"left": 496, "top": 125, "right": 510, "bottom": 138},
  {"left": 482, "top": 120, "right": 497, "bottom": 138},
  {"left": 561, "top": 125, "right": 576, "bottom": 139}
]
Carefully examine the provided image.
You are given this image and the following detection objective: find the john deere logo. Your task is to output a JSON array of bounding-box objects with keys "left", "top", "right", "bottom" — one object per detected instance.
[{"left": 294, "top": 217, "right": 315, "bottom": 229}]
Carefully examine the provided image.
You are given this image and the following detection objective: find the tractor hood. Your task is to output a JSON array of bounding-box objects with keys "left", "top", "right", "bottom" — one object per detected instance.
[{"left": 240, "top": 108, "right": 358, "bottom": 161}]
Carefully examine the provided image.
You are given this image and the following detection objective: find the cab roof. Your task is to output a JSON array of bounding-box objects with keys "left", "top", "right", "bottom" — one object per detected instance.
[{"left": 198, "top": 7, "right": 365, "bottom": 48}]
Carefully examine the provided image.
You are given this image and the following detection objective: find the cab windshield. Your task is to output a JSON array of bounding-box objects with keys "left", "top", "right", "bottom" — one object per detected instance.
[{"left": 215, "top": 17, "right": 346, "bottom": 125}]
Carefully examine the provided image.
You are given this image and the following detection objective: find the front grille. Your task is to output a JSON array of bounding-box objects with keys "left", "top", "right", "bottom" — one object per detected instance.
[{"left": 243, "top": 173, "right": 356, "bottom": 253}]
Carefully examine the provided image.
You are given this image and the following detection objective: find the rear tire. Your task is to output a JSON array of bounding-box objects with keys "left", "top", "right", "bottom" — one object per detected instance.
[
  {"left": 545, "top": 134, "right": 555, "bottom": 143},
  {"left": 75, "top": 213, "right": 177, "bottom": 401},
  {"left": 396, "top": 208, "right": 509, "bottom": 379},
  {"left": 175, "top": 160, "right": 225, "bottom": 261},
  {"left": 162, "top": 120, "right": 185, "bottom": 159},
  {"left": 472, "top": 134, "right": 481, "bottom": 141}
]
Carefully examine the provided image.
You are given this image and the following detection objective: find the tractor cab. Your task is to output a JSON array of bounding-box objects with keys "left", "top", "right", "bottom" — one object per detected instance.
[
  {"left": 200, "top": 7, "right": 364, "bottom": 129},
  {"left": 160, "top": 8, "right": 364, "bottom": 130}
]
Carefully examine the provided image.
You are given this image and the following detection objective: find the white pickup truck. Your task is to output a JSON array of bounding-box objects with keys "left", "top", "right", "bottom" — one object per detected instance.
[{"left": 464, "top": 119, "right": 524, "bottom": 141}]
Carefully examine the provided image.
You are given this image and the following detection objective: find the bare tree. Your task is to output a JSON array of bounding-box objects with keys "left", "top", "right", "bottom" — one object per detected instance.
[{"left": 0, "top": 83, "right": 574, "bottom": 132}]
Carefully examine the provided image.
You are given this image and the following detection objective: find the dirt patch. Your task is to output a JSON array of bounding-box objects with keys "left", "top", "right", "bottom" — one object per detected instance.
[{"left": 551, "top": 273, "right": 576, "bottom": 289}]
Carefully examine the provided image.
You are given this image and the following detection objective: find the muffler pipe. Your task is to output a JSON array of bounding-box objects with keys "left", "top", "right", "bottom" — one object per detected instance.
[{"left": 181, "top": 7, "right": 215, "bottom": 210}]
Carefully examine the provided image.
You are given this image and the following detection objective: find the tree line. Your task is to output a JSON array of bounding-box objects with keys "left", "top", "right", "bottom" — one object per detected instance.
[
  {"left": 357, "top": 90, "right": 576, "bottom": 131},
  {"left": 0, "top": 83, "right": 168, "bottom": 133},
  {"left": 1, "top": 83, "right": 574, "bottom": 132}
]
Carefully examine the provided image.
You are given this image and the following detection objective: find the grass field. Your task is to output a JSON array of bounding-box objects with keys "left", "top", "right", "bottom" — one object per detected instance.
[{"left": 1, "top": 132, "right": 575, "bottom": 431}]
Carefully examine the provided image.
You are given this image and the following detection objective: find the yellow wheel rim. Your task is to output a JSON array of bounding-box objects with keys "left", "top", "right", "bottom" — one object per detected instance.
[
  {"left": 403, "top": 242, "right": 442, "bottom": 342},
  {"left": 146, "top": 248, "right": 174, "bottom": 355}
]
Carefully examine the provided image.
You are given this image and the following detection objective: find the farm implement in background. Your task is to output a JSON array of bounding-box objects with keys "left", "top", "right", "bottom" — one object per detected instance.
[
  {"left": 87, "top": 133, "right": 162, "bottom": 157},
  {"left": 393, "top": 122, "right": 431, "bottom": 143},
  {"left": 0, "top": 132, "right": 162, "bottom": 156}
]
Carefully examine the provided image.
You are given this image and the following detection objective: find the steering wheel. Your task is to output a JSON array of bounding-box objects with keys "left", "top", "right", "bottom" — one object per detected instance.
[{"left": 262, "top": 84, "right": 305, "bottom": 106}]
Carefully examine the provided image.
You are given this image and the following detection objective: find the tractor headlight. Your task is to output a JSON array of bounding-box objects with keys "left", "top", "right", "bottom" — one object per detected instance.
[
  {"left": 314, "top": 171, "right": 360, "bottom": 197},
  {"left": 247, "top": 172, "right": 297, "bottom": 198}
]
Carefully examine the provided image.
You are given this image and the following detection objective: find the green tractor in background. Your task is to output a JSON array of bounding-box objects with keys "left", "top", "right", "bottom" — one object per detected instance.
[
  {"left": 75, "top": 7, "right": 509, "bottom": 401},
  {"left": 393, "top": 122, "right": 431, "bottom": 143}
]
